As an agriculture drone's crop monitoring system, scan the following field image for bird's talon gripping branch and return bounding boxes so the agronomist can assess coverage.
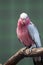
[29,44,36,52]
[29,48,32,52]
[23,47,28,51]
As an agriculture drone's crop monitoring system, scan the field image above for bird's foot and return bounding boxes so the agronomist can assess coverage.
[29,44,36,52]
[23,47,28,52]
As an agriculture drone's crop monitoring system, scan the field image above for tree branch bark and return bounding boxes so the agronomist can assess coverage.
[4,47,43,65]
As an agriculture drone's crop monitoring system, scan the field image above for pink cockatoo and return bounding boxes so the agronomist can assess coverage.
[16,13,42,65]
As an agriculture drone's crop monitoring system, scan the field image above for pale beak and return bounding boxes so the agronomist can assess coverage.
[22,20,25,25]
[23,19,25,23]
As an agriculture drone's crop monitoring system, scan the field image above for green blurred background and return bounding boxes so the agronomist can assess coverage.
[0,0,43,65]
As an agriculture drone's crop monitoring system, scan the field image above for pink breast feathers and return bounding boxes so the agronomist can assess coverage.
[16,26,34,47]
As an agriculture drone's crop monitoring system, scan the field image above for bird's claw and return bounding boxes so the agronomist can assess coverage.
[23,47,28,52]
[29,44,36,52]
[29,47,32,52]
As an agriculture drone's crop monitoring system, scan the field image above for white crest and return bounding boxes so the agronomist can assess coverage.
[20,12,28,19]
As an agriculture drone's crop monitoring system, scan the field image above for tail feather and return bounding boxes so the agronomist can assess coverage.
[33,57,43,65]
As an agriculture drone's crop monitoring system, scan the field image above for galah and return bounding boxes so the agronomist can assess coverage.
[16,12,42,65]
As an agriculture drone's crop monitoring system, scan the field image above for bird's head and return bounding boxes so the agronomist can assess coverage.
[18,12,30,27]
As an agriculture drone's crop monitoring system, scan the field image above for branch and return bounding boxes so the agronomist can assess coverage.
[4,47,43,65]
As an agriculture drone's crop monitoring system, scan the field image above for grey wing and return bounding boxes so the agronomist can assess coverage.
[27,22,42,48]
